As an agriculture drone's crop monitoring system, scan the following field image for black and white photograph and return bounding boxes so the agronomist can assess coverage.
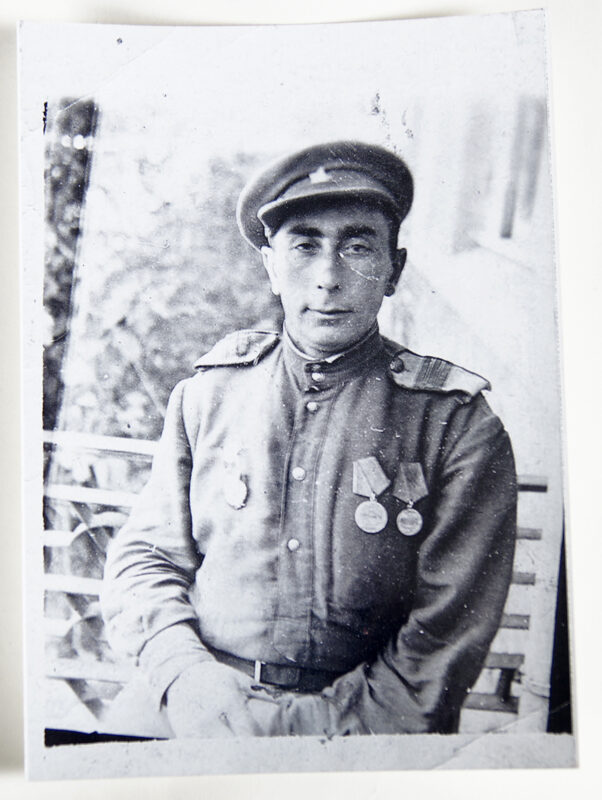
[19,9,575,781]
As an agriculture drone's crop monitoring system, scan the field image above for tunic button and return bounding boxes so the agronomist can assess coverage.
[287,538,301,552]
[311,371,325,382]
[306,401,319,413]
[291,467,306,481]
[389,356,405,373]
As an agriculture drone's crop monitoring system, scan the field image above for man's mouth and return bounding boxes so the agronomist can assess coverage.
[307,308,351,316]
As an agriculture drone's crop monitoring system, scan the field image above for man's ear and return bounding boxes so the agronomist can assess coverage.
[384,248,407,297]
[261,245,280,296]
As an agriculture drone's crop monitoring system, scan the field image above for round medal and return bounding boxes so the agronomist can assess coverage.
[224,478,248,509]
[355,500,388,533]
[396,507,423,536]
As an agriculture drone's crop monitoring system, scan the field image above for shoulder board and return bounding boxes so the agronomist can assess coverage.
[193,330,280,370]
[381,337,491,398]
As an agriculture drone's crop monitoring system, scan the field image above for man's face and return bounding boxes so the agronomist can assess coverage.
[261,202,403,358]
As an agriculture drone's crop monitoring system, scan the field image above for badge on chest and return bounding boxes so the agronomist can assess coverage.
[222,446,248,509]
[352,458,428,535]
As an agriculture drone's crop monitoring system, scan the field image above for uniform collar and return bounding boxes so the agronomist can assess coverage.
[282,324,384,392]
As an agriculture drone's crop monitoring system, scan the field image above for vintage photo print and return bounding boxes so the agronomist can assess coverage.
[19,11,575,780]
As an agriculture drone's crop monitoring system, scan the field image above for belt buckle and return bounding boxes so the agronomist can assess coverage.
[254,660,265,683]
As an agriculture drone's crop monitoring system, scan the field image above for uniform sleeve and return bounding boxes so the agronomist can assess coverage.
[282,395,517,735]
[101,380,215,705]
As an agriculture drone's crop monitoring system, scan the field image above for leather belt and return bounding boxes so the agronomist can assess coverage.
[210,647,340,692]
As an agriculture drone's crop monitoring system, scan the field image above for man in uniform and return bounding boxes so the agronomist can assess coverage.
[102,141,517,738]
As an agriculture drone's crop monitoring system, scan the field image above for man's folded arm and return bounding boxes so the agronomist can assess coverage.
[279,398,518,736]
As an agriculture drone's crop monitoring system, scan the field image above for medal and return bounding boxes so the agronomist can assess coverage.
[355,495,388,534]
[396,507,423,536]
[352,457,391,534]
[392,463,428,536]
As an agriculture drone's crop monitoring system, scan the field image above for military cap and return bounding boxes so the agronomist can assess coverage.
[237,141,414,250]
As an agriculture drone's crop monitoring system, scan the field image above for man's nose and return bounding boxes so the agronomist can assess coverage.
[314,248,342,290]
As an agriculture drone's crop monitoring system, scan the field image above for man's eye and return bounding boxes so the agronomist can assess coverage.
[342,242,372,255]
[293,240,318,253]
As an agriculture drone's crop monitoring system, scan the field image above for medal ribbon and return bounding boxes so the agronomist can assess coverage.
[392,463,428,506]
[352,457,391,499]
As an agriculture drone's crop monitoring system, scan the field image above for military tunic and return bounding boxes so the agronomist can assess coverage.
[102,327,517,735]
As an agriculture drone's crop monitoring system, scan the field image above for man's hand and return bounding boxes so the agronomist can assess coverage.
[165,660,280,738]
[165,660,369,739]
[273,672,370,737]
[275,691,367,737]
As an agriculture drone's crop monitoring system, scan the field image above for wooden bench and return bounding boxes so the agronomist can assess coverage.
[42,430,553,738]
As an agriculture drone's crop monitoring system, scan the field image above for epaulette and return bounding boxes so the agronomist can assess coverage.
[193,330,280,370]
[381,337,490,398]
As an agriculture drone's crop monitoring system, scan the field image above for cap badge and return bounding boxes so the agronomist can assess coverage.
[308,166,331,184]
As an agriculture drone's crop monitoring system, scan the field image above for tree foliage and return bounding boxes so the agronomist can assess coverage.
[50,125,282,441]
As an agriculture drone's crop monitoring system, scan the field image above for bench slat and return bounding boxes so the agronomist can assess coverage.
[512,571,536,585]
[500,613,530,630]
[47,657,133,683]
[44,574,103,596]
[517,527,542,540]
[484,652,524,670]
[463,692,519,713]
[44,430,157,456]
[517,475,548,492]
[45,484,137,508]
